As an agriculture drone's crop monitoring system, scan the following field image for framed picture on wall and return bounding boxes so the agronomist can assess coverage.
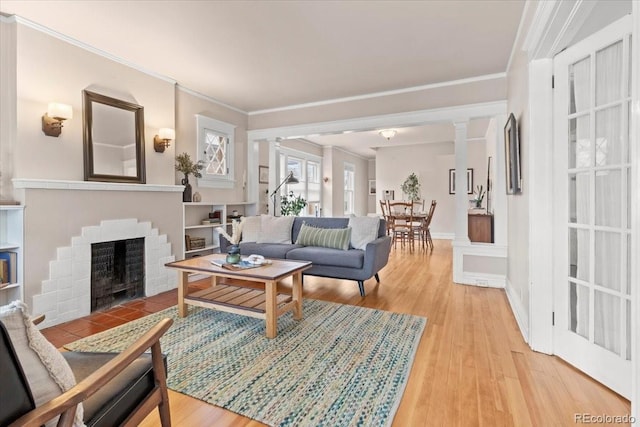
[368,180,376,195]
[448,168,473,194]
[504,113,522,194]
[259,165,269,184]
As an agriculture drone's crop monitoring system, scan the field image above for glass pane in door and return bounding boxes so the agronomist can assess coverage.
[569,57,591,114]
[569,172,590,224]
[595,106,622,166]
[569,282,590,339]
[626,300,631,360]
[594,231,621,291]
[594,290,621,354]
[595,169,622,227]
[569,115,591,169]
[626,234,631,295]
[595,41,622,106]
[569,228,590,281]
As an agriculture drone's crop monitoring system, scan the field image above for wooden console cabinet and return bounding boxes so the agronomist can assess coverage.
[468,213,493,243]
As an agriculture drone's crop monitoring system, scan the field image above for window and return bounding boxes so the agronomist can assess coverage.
[278,149,322,216]
[196,115,236,188]
[344,162,355,215]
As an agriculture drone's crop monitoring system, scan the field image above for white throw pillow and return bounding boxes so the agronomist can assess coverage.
[348,216,380,250]
[240,216,262,242]
[0,301,84,427]
[257,215,295,244]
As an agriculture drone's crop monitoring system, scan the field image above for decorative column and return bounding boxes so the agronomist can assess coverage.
[454,121,470,244]
[453,120,470,283]
[268,139,281,215]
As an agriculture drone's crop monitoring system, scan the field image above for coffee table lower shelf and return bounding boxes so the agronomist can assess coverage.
[185,284,295,320]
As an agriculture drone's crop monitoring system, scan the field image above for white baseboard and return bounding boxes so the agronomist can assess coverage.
[431,232,455,240]
[505,278,530,344]
[457,272,505,288]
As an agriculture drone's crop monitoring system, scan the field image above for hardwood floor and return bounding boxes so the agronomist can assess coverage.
[42,240,630,426]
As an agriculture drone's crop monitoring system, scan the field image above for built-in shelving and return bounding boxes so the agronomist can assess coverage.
[0,205,24,304]
[182,201,257,259]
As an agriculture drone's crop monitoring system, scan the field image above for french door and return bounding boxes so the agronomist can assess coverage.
[553,15,633,398]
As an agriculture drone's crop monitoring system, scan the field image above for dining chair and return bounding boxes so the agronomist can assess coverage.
[410,200,426,248]
[379,199,394,237]
[423,200,437,250]
[387,201,414,249]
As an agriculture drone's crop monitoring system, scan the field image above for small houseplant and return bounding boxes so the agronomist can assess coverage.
[280,191,307,216]
[471,185,486,208]
[401,173,421,202]
[175,153,204,202]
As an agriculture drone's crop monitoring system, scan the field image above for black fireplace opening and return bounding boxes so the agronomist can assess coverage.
[91,238,145,311]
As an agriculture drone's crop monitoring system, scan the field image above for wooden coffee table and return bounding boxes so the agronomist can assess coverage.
[165,254,311,338]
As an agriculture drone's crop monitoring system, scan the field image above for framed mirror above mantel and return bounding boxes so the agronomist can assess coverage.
[83,90,146,184]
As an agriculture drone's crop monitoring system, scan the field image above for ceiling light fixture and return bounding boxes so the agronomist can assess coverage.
[379,129,397,140]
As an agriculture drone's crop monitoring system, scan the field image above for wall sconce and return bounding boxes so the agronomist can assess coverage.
[42,103,72,137]
[154,128,175,153]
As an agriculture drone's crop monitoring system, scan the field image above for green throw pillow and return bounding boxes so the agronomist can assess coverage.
[295,223,351,250]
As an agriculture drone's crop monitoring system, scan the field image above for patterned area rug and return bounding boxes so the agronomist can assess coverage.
[65,299,427,426]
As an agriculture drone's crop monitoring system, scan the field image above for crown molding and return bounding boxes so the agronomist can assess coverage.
[248,100,507,142]
[522,0,598,59]
[505,0,532,73]
[248,73,506,116]
[7,14,177,85]
[177,85,247,115]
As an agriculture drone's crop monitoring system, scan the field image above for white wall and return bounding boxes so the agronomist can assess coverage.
[322,146,369,217]
[505,44,531,320]
[0,19,16,202]
[367,159,376,213]
[1,19,250,310]
[13,24,176,184]
[376,140,487,237]
[175,87,248,202]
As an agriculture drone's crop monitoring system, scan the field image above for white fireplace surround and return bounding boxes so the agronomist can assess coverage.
[32,218,178,327]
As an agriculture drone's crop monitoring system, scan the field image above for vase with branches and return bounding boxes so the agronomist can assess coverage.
[175,153,204,202]
[216,219,244,263]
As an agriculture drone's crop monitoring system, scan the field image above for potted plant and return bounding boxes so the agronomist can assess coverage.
[471,185,486,209]
[175,153,205,202]
[401,173,421,202]
[280,191,307,216]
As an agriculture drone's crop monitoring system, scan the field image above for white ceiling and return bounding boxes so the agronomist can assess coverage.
[1,0,525,157]
[302,119,492,158]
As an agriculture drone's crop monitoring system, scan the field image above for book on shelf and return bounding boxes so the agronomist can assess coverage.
[0,251,17,285]
[185,235,206,251]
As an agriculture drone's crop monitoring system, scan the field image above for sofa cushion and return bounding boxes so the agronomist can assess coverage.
[240,216,262,242]
[286,247,364,269]
[257,215,295,244]
[295,223,351,250]
[348,216,380,250]
[0,301,84,427]
[239,242,302,259]
[63,352,160,427]
[291,217,349,242]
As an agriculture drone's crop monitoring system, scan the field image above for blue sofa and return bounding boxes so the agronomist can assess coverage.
[219,217,392,296]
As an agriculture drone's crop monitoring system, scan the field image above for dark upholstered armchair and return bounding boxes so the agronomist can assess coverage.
[0,317,173,427]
